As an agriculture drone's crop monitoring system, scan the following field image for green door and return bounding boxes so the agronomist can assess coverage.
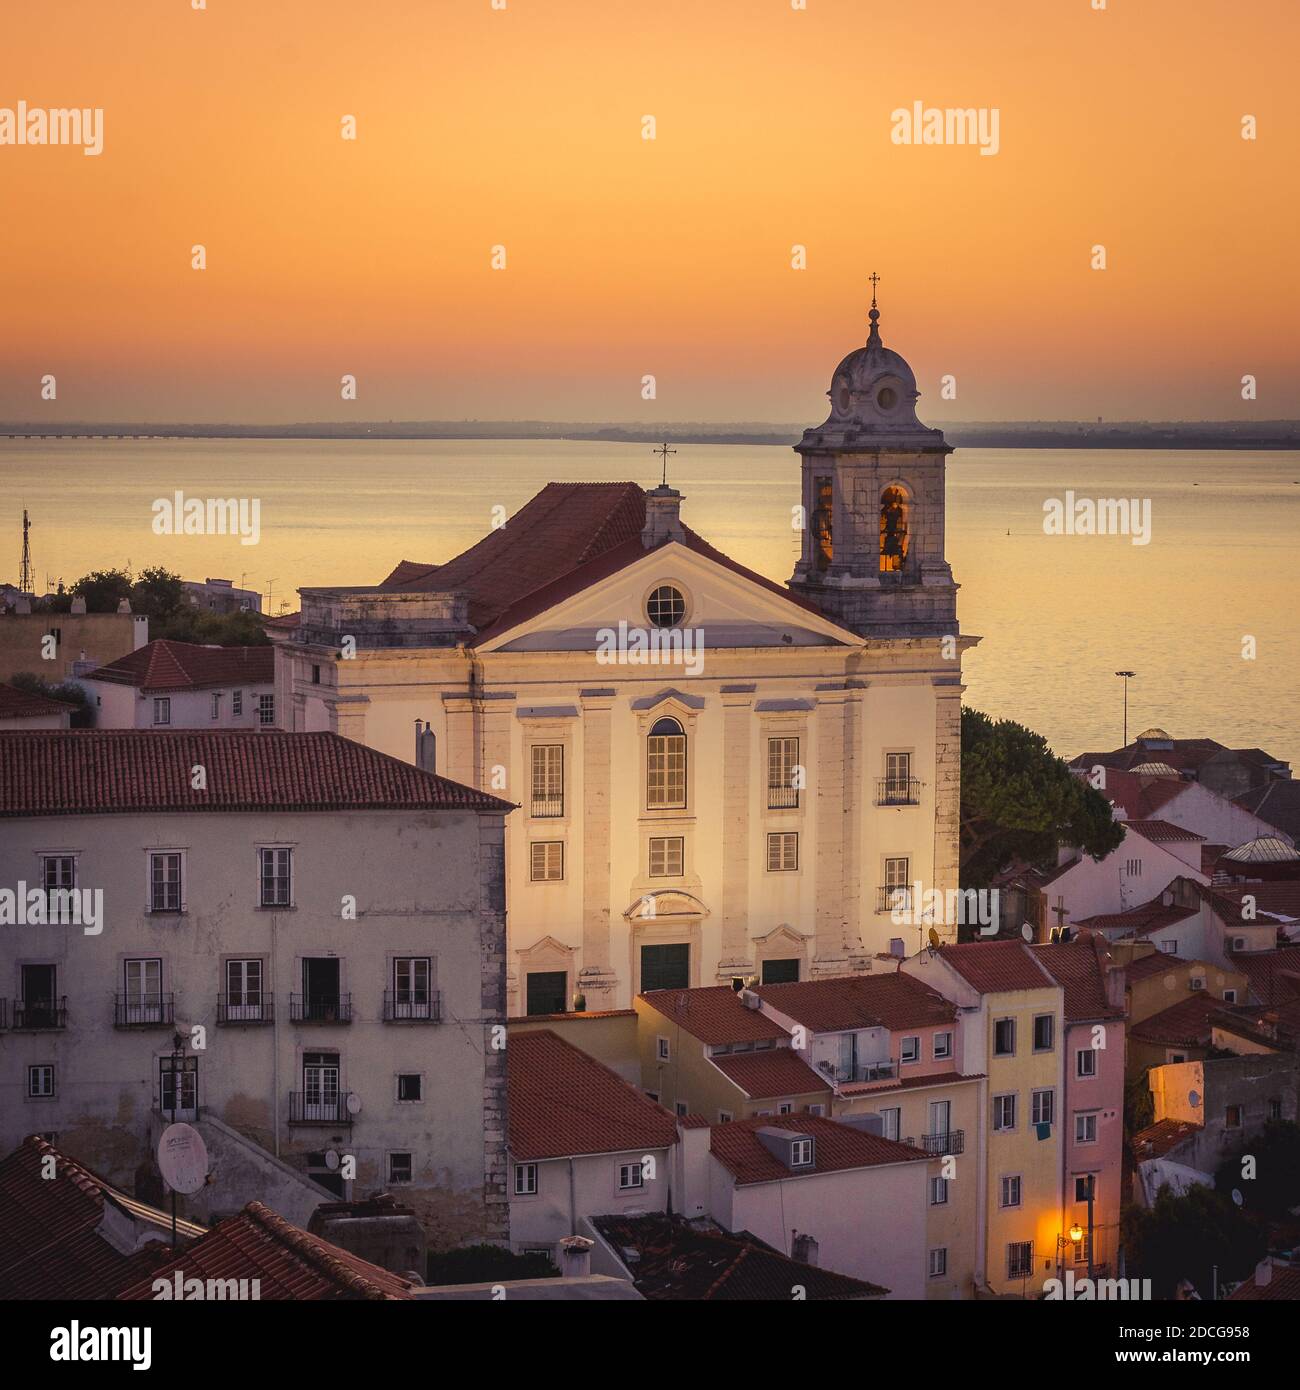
[526,971,567,1016]
[761,957,800,984]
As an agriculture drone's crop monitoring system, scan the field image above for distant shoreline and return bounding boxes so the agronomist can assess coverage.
[3,422,1299,451]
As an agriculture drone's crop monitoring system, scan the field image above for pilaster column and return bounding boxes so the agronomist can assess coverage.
[717,686,755,979]
[578,689,618,1003]
[931,675,964,944]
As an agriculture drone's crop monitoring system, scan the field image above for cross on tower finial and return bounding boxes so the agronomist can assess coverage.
[653,440,677,487]
[867,271,882,345]
[869,270,881,308]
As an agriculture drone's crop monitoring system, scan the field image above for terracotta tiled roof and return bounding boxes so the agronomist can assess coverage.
[507,1009,636,1024]
[1203,883,1300,925]
[1132,1118,1202,1161]
[1235,780,1300,842]
[118,1201,415,1300]
[639,986,790,1044]
[1124,818,1205,844]
[935,940,1057,994]
[590,1213,886,1300]
[380,481,837,642]
[1128,994,1232,1047]
[84,639,274,691]
[260,611,301,631]
[1073,900,1197,938]
[1224,950,1300,1006]
[0,730,514,817]
[0,1137,182,1300]
[507,1030,678,1161]
[0,680,75,720]
[837,1071,985,1098]
[1228,1262,1300,1301]
[710,1050,831,1100]
[1029,941,1122,1020]
[709,1115,928,1186]
[756,972,957,1033]
[1100,768,1185,819]
[1122,950,1189,982]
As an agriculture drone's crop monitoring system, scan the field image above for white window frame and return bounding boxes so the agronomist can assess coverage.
[928,1246,947,1279]
[513,1162,538,1196]
[790,1138,813,1168]
[618,1160,645,1191]
[646,718,687,811]
[1076,1048,1097,1079]
[257,692,275,726]
[993,1017,1016,1057]
[152,696,171,726]
[27,1063,55,1099]
[210,692,222,720]
[1000,1174,1022,1209]
[258,846,293,908]
[930,1176,948,1206]
[395,1072,424,1103]
[1075,1111,1099,1144]
[648,836,684,877]
[1032,1013,1054,1053]
[529,841,564,882]
[147,849,185,913]
[656,1036,670,1062]
[993,1092,1017,1132]
[933,1031,953,1060]
[1031,1087,1055,1127]
[900,1035,920,1065]
[387,1152,414,1185]
[767,736,801,809]
[232,689,243,716]
[530,744,564,818]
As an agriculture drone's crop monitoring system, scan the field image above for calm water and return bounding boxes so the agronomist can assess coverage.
[3,439,1298,768]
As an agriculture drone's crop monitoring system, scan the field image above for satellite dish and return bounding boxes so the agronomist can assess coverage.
[927,927,941,950]
[1231,1189,1244,1207]
[1021,923,1034,943]
[157,1123,208,1195]
[345,1093,362,1116]
[1188,1090,1201,1108]
[324,1149,340,1171]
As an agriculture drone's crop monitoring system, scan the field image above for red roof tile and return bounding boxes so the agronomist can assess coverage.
[1029,941,1123,1020]
[0,680,75,720]
[85,639,274,691]
[1124,818,1205,844]
[1121,950,1191,982]
[0,730,513,817]
[757,972,957,1033]
[710,1115,928,1186]
[1203,883,1300,925]
[936,940,1057,994]
[118,1201,415,1300]
[710,1050,831,1100]
[1227,1263,1300,1301]
[1132,1118,1202,1160]
[1074,899,1197,938]
[1097,768,1185,820]
[1224,950,1300,1005]
[639,986,790,1044]
[1128,994,1233,1046]
[507,1030,678,1160]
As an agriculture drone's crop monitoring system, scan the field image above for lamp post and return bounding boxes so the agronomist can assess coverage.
[168,1029,184,1249]
[1115,670,1136,746]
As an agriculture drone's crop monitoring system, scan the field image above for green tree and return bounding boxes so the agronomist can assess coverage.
[960,707,1124,887]
[1215,1120,1300,1221]
[70,568,134,613]
[1125,1067,1155,1136]
[152,606,270,646]
[1122,1182,1263,1299]
[131,566,187,619]
[9,672,93,727]
[424,1243,557,1286]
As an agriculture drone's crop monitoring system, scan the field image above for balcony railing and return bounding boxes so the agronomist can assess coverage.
[824,1058,896,1085]
[383,990,442,1023]
[903,1130,965,1156]
[876,777,921,806]
[13,998,67,1030]
[217,994,275,1025]
[531,796,564,818]
[114,993,176,1028]
[877,886,912,913]
[767,784,800,810]
[288,1091,354,1126]
[290,993,352,1024]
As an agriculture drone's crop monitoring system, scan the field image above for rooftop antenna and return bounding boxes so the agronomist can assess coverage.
[652,441,677,488]
[19,509,34,593]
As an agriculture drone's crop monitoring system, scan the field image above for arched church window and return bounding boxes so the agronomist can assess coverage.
[880,485,910,573]
[647,716,687,810]
[813,476,833,571]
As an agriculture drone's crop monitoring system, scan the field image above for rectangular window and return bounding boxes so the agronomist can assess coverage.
[1007,1242,1034,1280]
[396,1074,422,1102]
[648,836,684,877]
[258,847,292,907]
[232,690,243,716]
[1224,989,1238,1004]
[257,693,275,726]
[1076,1048,1097,1078]
[311,665,321,685]
[883,856,910,911]
[1075,1112,1099,1144]
[149,852,183,912]
[42,855,75,909]
[777,1103,793,1116]
[393,957,432,1016]
[930,1176,948,1206]
[530,745,564,818]
[790,1138,813,1167]
[646,724,686,810]
[1074,1174,1096,1203]
[1000,1175,1022,1208]
[993,1018,1016,1057]
[879,1107,901,1142]
[1032,1088,1055,1127]
[993,1093,1017,1132]
[718,1110,733,1123]
[530,841,564,882]
[674,1101,689,1118]
[1225,1105,1242,1129]
[27,1064,55,1098]
[767,736,800,809]
[933,1031,952,1059]
[152,697,171,726]
[122,958,163,1024]
[1033,1014,1054,1052]
[928,1247,948,1279]
[210,692,221,720]
[514,1163,538,1196]
[160,1056,198,1116]
[900,1035,920,1065]
[224,959,264,1021]
[657,1036,670,1062]
[618,1161,645,1190]
[388,1152,413,1184]
[883,752,913,803]
[766,831,799,872]
[1268,1098,1282,1121]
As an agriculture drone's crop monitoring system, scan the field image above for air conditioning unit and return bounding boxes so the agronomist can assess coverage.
[740,990,761,1011]
[1189,978,1205,991]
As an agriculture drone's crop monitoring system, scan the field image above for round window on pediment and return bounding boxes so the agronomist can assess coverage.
[647,584,686,629]
[876,385,898,412]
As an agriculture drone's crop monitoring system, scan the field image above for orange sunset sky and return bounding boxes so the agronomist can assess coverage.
[1,0,1296,424]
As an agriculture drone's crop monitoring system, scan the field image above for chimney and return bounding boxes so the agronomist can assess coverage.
[641,485,686,549]
[70,595,87,614]
[117,597,132,613]
[559,1234,593,1279]
[1254,1258,1273,1288]
[414,720,437,773]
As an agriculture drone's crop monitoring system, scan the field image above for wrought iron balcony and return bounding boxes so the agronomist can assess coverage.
[13,997,67,1030]
[877,886,912,913]
[876,777,921,806]
[290,993,352,1024]
[217,993,275,1025]
[383,990,442,1023]
[288,1091,354,1126]
[531,796,564,818]
[114,993,175,1028]
[909,1130,964,1156]
[824,1058,896,1085]
[767,784,800,810]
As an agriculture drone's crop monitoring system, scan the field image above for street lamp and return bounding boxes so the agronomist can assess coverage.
[1115,670,1136,746]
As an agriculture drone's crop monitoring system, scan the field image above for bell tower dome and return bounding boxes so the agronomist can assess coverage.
[788,277,959,637]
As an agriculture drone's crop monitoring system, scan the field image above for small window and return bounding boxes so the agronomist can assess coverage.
[1169,1051,1187,1064]
[152,697,171,726]
[1074,1174,1096,1203]
[1158,939,1177,954]
[149,852,183,913]
[674,1101,689,1118]
[1268,1098,1282,1121]
[1076,1049,1097,1079]
[766,831,798,872]
[232,690,243,716]
[656,1036,670,1062]
[1007,1242,1034,1280]
[930,1176,948,1206]
[993,1018,1016,1057]
[618,1161,645,1190]
[530,745,564,818]
[900,1035,920,1065]
[27,1064,55,1098]
[396,1074,422,1102]
[388,1152,413,1184]
[1223,989,1238,1004]
[933,1031,953,1060]
[717,1109,734,1123]
[1032,1088,1055,1127]
[993,1093,1017,1132]
[878,1107,901,1141]
[257,693,275,726]
[1075,1112,1099,1144]
[42,855,75,908]
[928,1247,948,1279]
[210,692,221,720]
[514,1163,538,1196]
[646,585,685,629]
[1225,1105,1242,1129]
[778,1103,793,1116]
[258,847,292,908]
[1000,1175,1022,1208]
[648,836,684,877]
[530,841,564,882]
[311,664,321,685]
[790,1138,813,1168]
[1032,1014,1054,1052]
[805,1104,825,1118]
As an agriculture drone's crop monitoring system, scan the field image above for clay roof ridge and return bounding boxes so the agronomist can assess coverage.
[243,1200,405,1300]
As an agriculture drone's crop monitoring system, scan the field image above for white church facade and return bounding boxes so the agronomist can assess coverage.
[276,301,974,1014]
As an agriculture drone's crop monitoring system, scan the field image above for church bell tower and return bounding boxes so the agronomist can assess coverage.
[789,278,959,637]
